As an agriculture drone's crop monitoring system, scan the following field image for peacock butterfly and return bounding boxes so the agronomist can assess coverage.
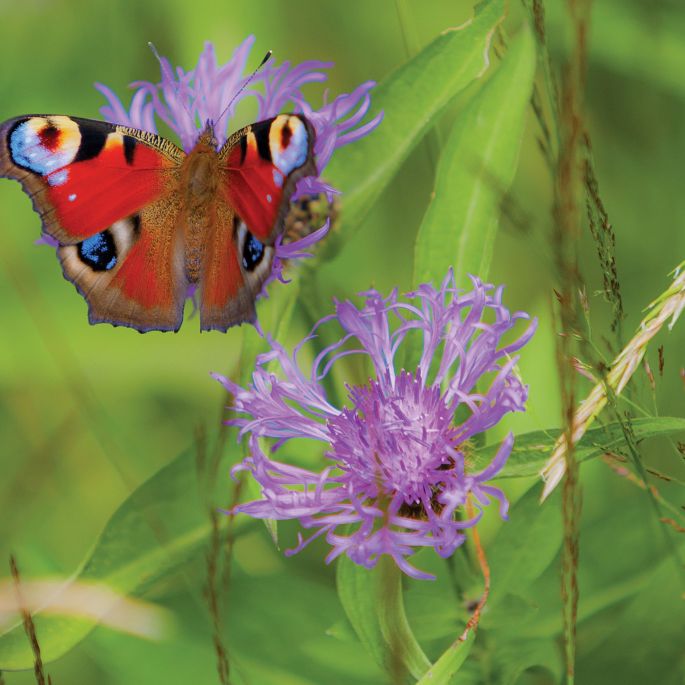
[0,113,316,332]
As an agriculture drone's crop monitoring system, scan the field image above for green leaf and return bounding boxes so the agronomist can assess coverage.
[0,444,248,671]
[438,636,561,685]
[490,473,684,640]
[483,638,562,685]
[413,25,536,286]
[336,555,431,680]
[231,572,383,685]
[415,629,476,685]
[324,0,505,246]
[471,416,685,479]
[574,555,685,683]
[485,487,563,607]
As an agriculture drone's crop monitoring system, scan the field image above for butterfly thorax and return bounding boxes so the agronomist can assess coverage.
[180,135,222,282]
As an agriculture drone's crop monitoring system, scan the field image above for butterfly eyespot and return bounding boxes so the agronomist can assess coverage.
[77,230,117,271]
[242,232,265,272]
[8,116,81,175]
[268,115,308,175]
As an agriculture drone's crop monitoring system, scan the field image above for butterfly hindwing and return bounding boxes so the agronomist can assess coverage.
[198,204,275,331]
[198,114,316,331]
[57,195,187,332]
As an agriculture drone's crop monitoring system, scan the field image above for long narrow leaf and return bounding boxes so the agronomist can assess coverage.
[324,0,505,247]
[473,416,685,479]
[414,25,536,286]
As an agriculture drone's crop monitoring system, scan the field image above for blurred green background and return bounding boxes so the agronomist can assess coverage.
[0,1,683,683]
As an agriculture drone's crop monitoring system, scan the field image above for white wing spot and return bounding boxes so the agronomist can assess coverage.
[266,194,272,203]
[68,193,77,202]
[47,169,69,187]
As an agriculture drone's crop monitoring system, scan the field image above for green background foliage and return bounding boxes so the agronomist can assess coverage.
[0,0,683,683]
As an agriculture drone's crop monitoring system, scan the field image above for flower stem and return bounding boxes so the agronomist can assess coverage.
[415,498,490,685]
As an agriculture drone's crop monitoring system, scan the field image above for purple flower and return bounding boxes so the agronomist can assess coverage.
[94,38,381,294]
[214,272,537,579]
[95,38,381,198]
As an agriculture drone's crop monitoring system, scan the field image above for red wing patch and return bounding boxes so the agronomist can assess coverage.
[202,227,242,309]
[199,205,276,332]
[47,139,172,241]
[113,230,176,310]
[221,114,316,243]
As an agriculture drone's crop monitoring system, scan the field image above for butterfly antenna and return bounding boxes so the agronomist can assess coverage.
[216,50,273,129]
[147,42,196,125]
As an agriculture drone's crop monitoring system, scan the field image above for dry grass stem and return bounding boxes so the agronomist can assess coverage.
[541,262,685,499]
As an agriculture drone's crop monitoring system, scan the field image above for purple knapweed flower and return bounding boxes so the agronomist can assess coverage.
[95,38,382,283]
[214,271,537,579]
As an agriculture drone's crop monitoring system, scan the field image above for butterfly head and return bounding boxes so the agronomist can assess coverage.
[197,120,219,150]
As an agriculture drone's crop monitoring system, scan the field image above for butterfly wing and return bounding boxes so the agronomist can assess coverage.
[0,115,188,331]
[199,114,316,331]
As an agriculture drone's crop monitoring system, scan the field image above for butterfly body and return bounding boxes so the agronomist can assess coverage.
[179,126,222,284]
[0,113,316,332]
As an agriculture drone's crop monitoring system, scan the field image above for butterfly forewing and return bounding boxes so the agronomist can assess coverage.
[219,114,317,244]
[0,115,183,243]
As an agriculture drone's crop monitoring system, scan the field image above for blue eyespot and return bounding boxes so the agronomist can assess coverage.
[242,233,264,272]
[78,231,117,271]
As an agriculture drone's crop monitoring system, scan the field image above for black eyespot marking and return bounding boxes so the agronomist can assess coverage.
[253,121,272,162]
[74,126,107,163]
[77,230,117,271]
[239,134,247,164]
[123,135,136,165]
[7,120,34,172]
[242,231,265,272]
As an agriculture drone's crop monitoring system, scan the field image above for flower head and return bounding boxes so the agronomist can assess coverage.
[215,272,537,579]
[95,39,382,288]
[96,38,381,195]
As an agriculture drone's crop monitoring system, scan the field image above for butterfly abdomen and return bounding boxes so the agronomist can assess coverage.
[181,144,221,283]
